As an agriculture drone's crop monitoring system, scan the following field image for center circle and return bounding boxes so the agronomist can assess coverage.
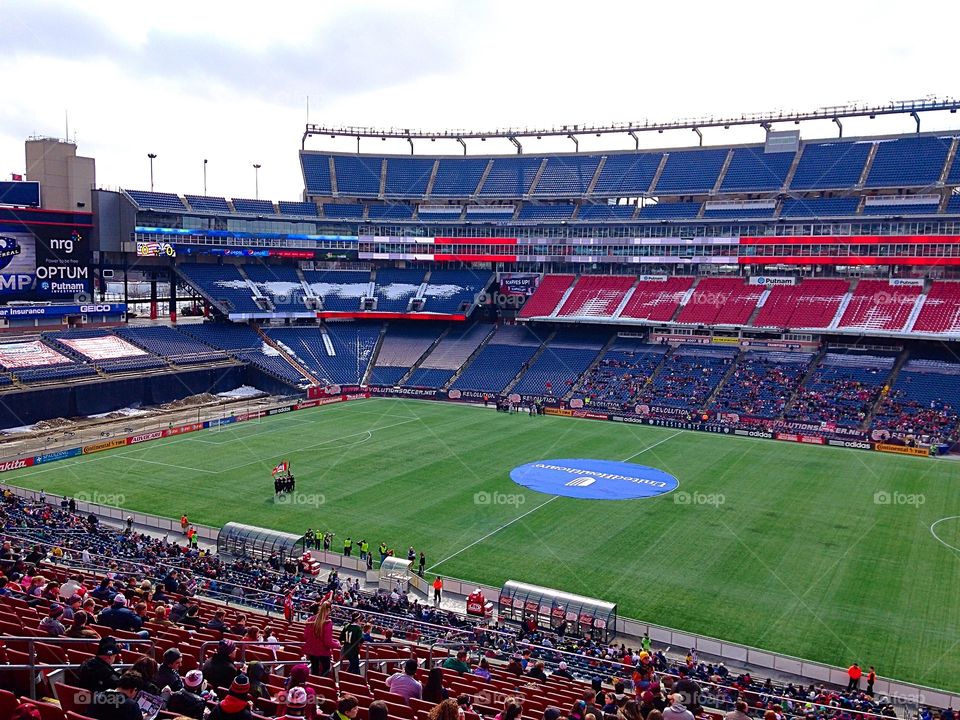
[510,458,679,500]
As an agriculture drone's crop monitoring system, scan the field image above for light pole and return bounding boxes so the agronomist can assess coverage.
[203,159,208,196]
[147,153,157,191]
[253,164,261,200]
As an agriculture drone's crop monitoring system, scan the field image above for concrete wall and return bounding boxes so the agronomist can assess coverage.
[25,139,95,211]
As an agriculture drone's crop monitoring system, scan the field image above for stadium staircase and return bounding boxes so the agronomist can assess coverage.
[939,138,959,188]
[250,323,321,386]
[473,159,495,196]
[549,278,581,318]
[700,350,747,413]
[563,333,620,401]
[610,278,642,320]
[781,144,805,192]
[585,157,606,196]
[744,288,771,326]
[711,149,735,196]
[861,348,911,432]
[903,287,930,333]
[295,267,322,310]
[328,155,338,195]
[423,159,440,197]
[362,324,390,385]
[527,159,550,196]
[441,324,497,390]
[856,143,879,189]
[396,326,450,386]
[827,281,857,330]
[236,266,274,312]
[777,344,829,422]
[503,330,557,394]
[377,158,387,199]
[648,154,669,194]
[668,279,700,322]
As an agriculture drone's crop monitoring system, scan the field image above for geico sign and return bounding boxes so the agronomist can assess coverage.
[80,305,113,313]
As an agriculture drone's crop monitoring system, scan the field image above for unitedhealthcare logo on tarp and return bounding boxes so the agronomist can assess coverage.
[510,458,679,500]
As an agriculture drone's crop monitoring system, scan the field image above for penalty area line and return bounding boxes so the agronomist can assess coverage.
[622,429,684,461]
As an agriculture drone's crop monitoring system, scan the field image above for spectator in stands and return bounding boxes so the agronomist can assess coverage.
[152,604,175,627]
[166,669,209,719]
[59,573,84,599]
[66,610,100,639]
[280,686,311,720]
[725,700,751,720]
[442,649,472,674]
[63,594,83,621]
[340,611,363,674]
[39,603,66,636]
[847,663,862,691]
[496,698,523,720]
[330,695,361,720]
[423,667,450,703]
[11,705,41,720]
[230,613,249,636]
[207,608,229,633]
[79,636,122,694]
[246,661,272,701]
[473,657,492,680]
[157,647,184,692]
[620,701,644,720]
[304,601,339,676]
[203,639,240,691]
[91,670,144,720]
[209,673,253,720]
[661,694,694,720]
[387,658,423,704]
[569,700,587,720]
[527,660,547,682]
[97,593,146,635]
[181,604,204,629]
[91,577,115,602]
[553,661,573,680]
[429,699,462,720]
[285,664,319,717]
[369,700,390,720]
[132,655,162,695]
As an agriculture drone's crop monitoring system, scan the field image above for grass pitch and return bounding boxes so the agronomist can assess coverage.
[6,398,960,691]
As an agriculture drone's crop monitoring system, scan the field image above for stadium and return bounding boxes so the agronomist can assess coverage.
[2,37,960,720]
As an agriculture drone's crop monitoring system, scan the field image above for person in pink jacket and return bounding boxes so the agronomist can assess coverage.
[303,601,339,676]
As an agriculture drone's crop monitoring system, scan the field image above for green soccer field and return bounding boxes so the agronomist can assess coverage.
[5,398,960,691]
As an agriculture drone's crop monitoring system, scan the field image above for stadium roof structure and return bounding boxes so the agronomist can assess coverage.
[304,96,959,154]
[217,521,306,562]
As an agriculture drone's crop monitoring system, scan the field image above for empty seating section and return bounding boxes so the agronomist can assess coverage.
[637,202,701,219]
[231,197,275,214]
[333,156,382,197]
[373,324,444,369]
[367,203,414,220]
[533,156,600,196]
[124,190,186,211]
[185,195,230,213]
[431,158,488,196]
[96,354,168,373]
[779,197,860,217]
[44,331,168,374]
[451,325,542,392]
[417,206,464,221]
[702,204,776,219]
[422,270,489,313]
[15,364,98,382]
[862,201,939,215]
[873,360,960,442]
[517,204,574,221]
[374,269,425,312]
[751,279,849,329]
[573,342,667,407]
[116,325,228,363]
[403,366,455,388]
[478,157,543,197]
[592,153,662,196]
[710,352,814,419]
[637,346,737,410]
[619,277,693,321]
[720,148,794,191]
[518,275,574,318]
[181,323,311,387]
[264,327,333,381]
[950,155,960,185]
[913,281,960,333]
[865,136,952,187]
[243,264,306,310]
[837,279,921,332]
[419,323,490,370]
[301,152,333,194]
[323,203,365,219]
[675,278,762,326]
[577,204,636,221]
[654,148,728,194]
[303,269,371,311]
[322,324,381,384]
[177,264,260,313]
[789,141,870,190]
[384,158,435,197]
[463,207,516,221]
[368,366,408,385]
[513,344,601,396]
[786,353,895,428]
[557,275,634,317]
[278,200,319,216]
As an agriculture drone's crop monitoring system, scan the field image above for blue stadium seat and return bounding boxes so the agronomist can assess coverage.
[374,268,425,311]
[301,153,333,195]
[576,204,637,222]
[333,156,382,197]
[654,148,728,194]
[720,147,795,191]
[367,203,414,220]
[232,198,276,215]
[532,156,601,196]
[322,203,365,219]
[591,153,662,196]
[789,141,870,190]
[384,158,435,198]
[431,158,488,197]
[278,200,319,217]
[124,190,187,212]
[517,204,574,221]
[185,195,230,213]
[780,197,860,217]
[865,136,952,188]
[478,157,543,197]
[637,202,701,219]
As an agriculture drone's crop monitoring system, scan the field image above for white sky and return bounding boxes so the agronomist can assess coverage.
[2,0,958,202]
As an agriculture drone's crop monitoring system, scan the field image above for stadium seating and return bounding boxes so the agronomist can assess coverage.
[416,206,464,222]
[573,341,668,408]
[591,153,662,196]
[618,277,693,322]
[864,136,953,187]
[321,323,381,384]
[417,323,491,371]
[719,147,794,191]
[636,202,701,219]
[512,331,607,396]
[185,195,230,213]
[861,199,939,216]
[912,281,960,334]
[463,206,516,221]
[303,269,372,311]
[702,203,776,219]
[532,155,601,196]
[402,366,455,388]
[516,204,574,221]
[636,345,737,410]
[243,264,307,311]
[278,200,320,217]
[576,204,636,222]
[366,203,415,220]
[301,152,333,195]
[675,278,763,326]
[836,279,922,333]
[555,275,635,318]
[123,190,187,212]
[451,325,542,393]
[710,351,814,419]
[176,264,261,314]
[180,323,312,387]
[789,141,871,190]
[116,325,229,364]
[333,156,382,197]
[517,275,575,318]
[750,279,850,330]
[779,197,860,217]
[384,157,436,198]
[371,324,445,373]
[231,197,275,215]
[323,203,366,219]
[873,359,960,443]
[430,158,488,196]
[421,270,490,314]
[654,148,728,194]
[786,352,895,428]
[374,269,426,312]
[478,157,543,197]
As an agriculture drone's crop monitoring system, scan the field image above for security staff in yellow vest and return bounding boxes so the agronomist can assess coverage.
[343,537,353,556]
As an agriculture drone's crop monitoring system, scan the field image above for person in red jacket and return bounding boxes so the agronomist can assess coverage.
[303,601,339,677]
[847,663,862,691]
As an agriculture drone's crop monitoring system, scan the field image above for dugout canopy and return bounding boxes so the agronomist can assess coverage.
[499,580,617,642]
[217,522,306,562]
